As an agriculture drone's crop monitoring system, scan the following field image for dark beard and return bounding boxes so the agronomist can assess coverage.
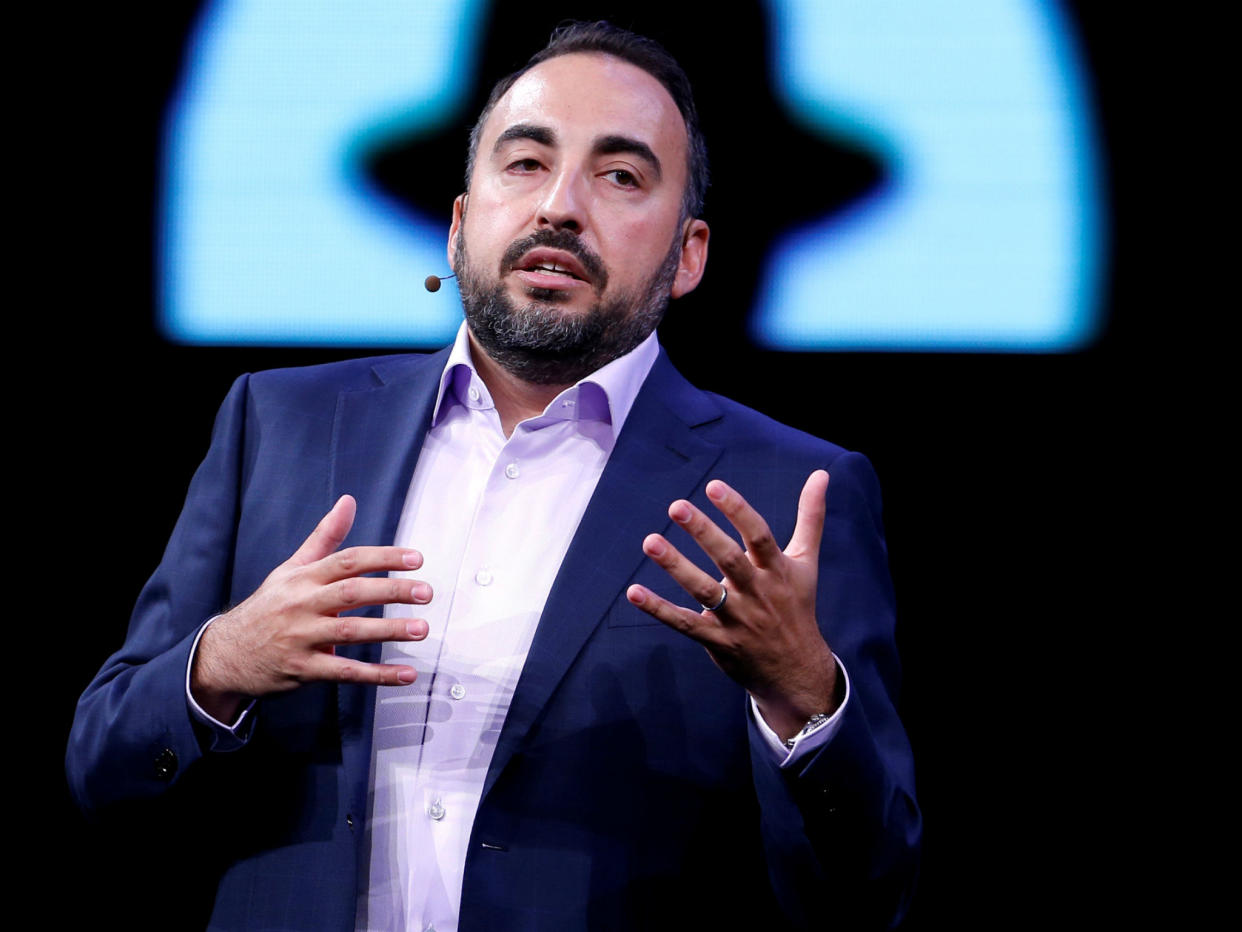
[455,228,680,386]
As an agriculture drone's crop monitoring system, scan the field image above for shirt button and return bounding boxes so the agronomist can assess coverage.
[450,683,467,700]
[475,568,493,586]
[427,799,446,821]
[468,385,480,402]
[561,399,575,408]
[504,462,520,479]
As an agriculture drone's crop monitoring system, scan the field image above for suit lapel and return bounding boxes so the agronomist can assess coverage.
[330,348,450,765]
[329,348,451,563]
[482,353,724,800]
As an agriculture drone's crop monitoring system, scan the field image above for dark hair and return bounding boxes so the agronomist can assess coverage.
[466,21,709,219]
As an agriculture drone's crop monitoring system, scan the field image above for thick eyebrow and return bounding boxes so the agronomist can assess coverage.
[593,134,662,181]
[492,122,556,153]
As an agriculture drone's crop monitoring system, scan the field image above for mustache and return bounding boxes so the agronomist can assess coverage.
[500,230,608,289]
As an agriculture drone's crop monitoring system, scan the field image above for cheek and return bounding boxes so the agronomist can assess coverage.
[458,210,501,260]
[607,219,679,276]
[473,174,537,219]
[464,193,531,249]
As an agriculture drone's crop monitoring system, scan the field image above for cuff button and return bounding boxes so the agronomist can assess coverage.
[153,748,178,782]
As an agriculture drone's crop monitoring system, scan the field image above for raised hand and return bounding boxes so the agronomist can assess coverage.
[626,470,838,741]
[191,495,431,723]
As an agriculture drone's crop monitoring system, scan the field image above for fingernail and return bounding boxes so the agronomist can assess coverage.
[405,621,424,638]
[397,669,416,684]
[627,586,646,605]
[645,538,666,557]
[412,584,432,603]
[403,550,422,568]
[706,482,726,503]
[670,503,691,523]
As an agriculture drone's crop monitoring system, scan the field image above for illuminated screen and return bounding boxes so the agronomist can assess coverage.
[161,0,1103,351]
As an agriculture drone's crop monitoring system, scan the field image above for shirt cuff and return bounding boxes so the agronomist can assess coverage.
[749,657,851,769]
[185,615,256,752]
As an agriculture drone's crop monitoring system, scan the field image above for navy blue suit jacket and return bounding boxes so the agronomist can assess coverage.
[68,347,920,930]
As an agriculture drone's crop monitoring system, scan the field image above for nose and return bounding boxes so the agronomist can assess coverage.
[536,167,585,233]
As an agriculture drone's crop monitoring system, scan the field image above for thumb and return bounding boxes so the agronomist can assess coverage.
[288,494,357,566]
[786,470,829,561]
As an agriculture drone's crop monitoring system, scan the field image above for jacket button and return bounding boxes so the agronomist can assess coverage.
[346,813,355,831]
[153,748,178,782]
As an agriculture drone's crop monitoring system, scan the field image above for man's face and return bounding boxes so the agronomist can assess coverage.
[448,52,709,384]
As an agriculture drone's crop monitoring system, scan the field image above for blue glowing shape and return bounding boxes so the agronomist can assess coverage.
[755,0,1104,351]
[160,0,1104,351]
[160,0,481,345]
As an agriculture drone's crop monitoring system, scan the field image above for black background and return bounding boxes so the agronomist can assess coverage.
[22,2,1148,927]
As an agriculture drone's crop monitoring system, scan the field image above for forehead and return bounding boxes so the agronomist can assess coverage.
[478,52,688,178]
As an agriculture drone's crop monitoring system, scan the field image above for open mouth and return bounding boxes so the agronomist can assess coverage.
[511,247,594,287]
[499,233,608,292]
[522,260,583,280]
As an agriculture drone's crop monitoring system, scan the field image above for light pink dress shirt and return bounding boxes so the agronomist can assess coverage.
[357,324,660,931]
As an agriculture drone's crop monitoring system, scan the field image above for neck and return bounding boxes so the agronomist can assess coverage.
[467,332,573,437]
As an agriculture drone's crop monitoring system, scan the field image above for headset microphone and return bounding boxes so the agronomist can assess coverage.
[424,273,457,293]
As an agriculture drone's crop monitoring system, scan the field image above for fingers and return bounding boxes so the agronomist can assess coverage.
[313,545,424,583]
[655,481,784,591]
[317,615,429,649]
[626,584,718,642]
[196,495,439,703]
[311,574,432,615]
[297,653,419,687]
[301,616,429,687]
[283,497,426,585]
[634,471,828,629]
[641,533,731,610]
[672,471,828,571]
[667,498,756,587]
[703,480,784,567]
[632,473,833,709]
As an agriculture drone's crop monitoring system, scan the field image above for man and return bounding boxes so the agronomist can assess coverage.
[68,22,920,931]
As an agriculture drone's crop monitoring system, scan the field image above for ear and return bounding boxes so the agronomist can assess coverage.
[447,193,467,270]
[670,219,709,299]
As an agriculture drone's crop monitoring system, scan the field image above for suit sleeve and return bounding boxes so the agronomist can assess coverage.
[751,451,921,930]
[66,374,252,816]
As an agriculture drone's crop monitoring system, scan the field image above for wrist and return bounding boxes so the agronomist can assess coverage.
[189,620,248,725]
[753,656,840,743]
[190,667,246,725]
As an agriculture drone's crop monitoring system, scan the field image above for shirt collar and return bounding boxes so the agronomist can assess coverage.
[431,322,659,439]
